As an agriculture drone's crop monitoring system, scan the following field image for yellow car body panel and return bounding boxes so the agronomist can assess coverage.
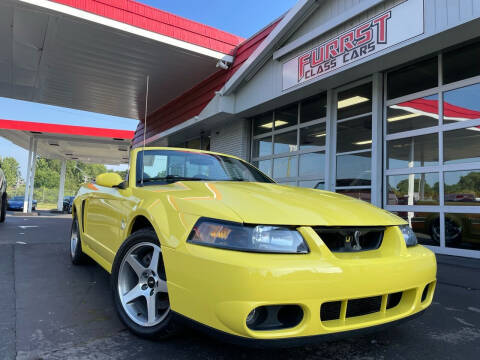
[73,147,436,340]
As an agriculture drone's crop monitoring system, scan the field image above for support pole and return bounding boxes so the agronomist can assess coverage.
[57,159,67,211]
[27,139,38,213]
[23,138,33,213]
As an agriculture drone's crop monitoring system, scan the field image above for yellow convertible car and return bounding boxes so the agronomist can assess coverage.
[70,147,436,345]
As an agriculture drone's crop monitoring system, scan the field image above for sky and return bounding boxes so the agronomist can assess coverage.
[0,0,297,178]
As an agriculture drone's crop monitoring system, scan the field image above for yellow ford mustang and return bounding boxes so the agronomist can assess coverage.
[70,147,436,345]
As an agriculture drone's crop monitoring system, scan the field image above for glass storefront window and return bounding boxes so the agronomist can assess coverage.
[253,112,274,135]
[387,57,438,100]
[336,116,372,153]
[444,128,480,164]
[443,83,480,124]
[299,180,324,189]
[337,83,372,120]
[386,95,438,134]
[299,123,326,150]
[444,170,480,206]
[387,173,440,205]
[300,93,327,123]
[387,133,438,169]
[252,137,272,157]
[336,189,371,202]
[274,130,298,154]
[299,152,325,177]
[444,212,480,250]
[254,160,272,177]
[275,104,298,130]
[273,156,298,178]
[392,211,440,247]
[336,152,371,187]
[443,41,480,84]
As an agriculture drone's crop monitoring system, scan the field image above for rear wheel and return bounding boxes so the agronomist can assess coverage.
[70,216,87,264]
[111,229,178,339]
[0,194,6,223]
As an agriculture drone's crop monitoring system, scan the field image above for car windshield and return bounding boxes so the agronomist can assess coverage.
[136,150,274,185]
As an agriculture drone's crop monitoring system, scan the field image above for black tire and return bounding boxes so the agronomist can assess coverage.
[430,217,461,246]
[111,229,178,340]
[0,193,6,223]
[70,216,88,265]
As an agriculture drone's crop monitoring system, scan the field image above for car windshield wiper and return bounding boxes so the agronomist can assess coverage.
[141,175,208,183]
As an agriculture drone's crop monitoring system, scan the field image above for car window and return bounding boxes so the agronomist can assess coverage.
[136,150,273,185]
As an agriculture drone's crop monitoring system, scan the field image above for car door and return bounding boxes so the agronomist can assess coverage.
[84,186,127,265]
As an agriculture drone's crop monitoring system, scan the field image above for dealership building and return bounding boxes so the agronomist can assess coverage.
[131,0,480,259]
[1,0,479,258]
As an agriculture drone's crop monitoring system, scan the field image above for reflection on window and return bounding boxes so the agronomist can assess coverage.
[336,189,371,202]
[337,83,372,120]
[300,123,326,150]
[273,156,298,178]
[445,213,480,250]
[387,173,439,205]
[337,116,372,153]
[444,128,480,164]
[274,130,298,154]
[392,211,440,246]
[301,94,327,123]
[299,152,325,177]
[275,104,298,129]
[336,152,371,187]
[253,112,273,135]
[387,95,438,134]
[443,41,480,84]
[253,137,272,157]
[387,57,438,100]
[443,83,480,124]
[387,134,438,169]
[444,170,480,206]
[299,180,324,189]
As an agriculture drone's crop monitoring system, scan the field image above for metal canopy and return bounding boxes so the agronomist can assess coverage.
[0,0,239,121]
[0,119,134,165]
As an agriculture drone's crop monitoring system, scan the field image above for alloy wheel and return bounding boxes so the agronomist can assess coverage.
[117,242,170,327]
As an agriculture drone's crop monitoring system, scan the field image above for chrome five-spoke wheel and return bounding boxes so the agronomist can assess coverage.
[118,242,170,327]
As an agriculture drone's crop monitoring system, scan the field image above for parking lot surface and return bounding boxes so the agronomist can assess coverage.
[0,212,479,360]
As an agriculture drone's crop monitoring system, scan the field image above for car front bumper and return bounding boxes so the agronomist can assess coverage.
[163,225,437,340]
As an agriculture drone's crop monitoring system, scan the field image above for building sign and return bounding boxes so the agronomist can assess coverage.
[282,0,424,90]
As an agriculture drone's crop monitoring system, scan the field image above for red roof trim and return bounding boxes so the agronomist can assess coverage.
[0,119,135,139]
[50,0,244,54]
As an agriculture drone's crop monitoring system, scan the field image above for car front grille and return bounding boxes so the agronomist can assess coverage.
[320,291,405,323]
[313,227,385,252]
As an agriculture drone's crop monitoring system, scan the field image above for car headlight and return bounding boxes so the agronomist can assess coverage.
[187,218,309,254]
[399,225,418,247]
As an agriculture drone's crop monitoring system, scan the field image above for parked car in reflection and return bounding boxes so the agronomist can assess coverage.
[7,196,37,211]
[63,196,75,213]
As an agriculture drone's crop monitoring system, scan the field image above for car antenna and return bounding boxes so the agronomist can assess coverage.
[141,75,149,186]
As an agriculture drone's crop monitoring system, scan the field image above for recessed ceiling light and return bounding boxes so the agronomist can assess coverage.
[387,113,421,122]
[337,96,369,109]
[354,139,372,145]
[260,120,288,129]
[314,132,326,138]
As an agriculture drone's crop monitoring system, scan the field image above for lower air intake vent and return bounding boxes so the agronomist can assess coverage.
[346,296,382,318]
[314,227,385,252]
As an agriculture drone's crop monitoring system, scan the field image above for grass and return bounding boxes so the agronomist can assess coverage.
[36,202,58,210]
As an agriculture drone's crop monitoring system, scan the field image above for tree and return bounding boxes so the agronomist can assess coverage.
[0,157,21,189]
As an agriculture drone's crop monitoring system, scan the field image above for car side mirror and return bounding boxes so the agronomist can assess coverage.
[95,173,124,188]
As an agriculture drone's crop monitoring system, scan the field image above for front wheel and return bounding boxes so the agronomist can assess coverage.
[111,229,178,339]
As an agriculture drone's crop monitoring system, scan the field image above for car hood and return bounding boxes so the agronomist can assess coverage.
[147,182,405,226]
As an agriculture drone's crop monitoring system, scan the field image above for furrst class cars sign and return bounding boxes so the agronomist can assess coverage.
[282,0,424,90]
